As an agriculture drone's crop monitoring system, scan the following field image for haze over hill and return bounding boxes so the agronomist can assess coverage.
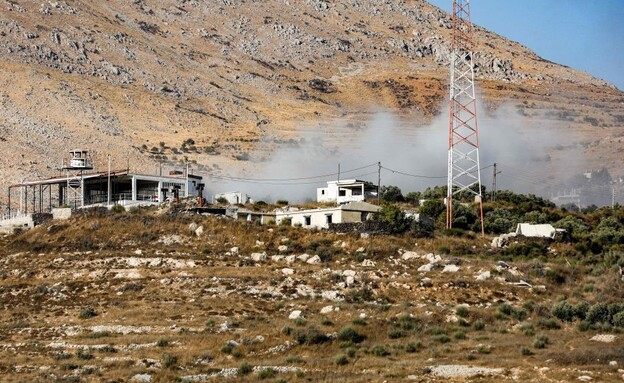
[0,0,623,204]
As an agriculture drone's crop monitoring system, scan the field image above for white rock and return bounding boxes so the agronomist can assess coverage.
[285,255,297,263]
[134,249,142,255]
[282,268,294,275]
[443,264,460,273]
[281,238,290,244]
[288,310,303,320]
[342,270,356,277]
[401,251,419,260]
[359,312,367,319]
[195,226,204,236]
[360,233,370,239]
[188,222,197,231]
[131,374,153,383]
[307,255,322,264]
[346,276,355,285]
[475,270,491,281]
[320,305,334,314]
[298,253,311,262]
[590,334,617,343]
[341,241,348,248]
[424,253,441,263]
[356,247,366,253]
[271,255,285,262]
[609,361,618,366]
[256,240,265,246]
[418,263,433,272]
[251,252,267,262]
[278,245,288,252]
[321,290,342,301]
[578,376,593,382]
[230,247,239,255]
[361,260,376,267]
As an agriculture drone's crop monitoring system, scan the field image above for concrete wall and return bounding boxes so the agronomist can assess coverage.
[52,208,72,220]
[276,209,342,229]
[0,215,34,234]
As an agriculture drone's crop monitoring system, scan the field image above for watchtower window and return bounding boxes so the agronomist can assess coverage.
[304,216,311,226]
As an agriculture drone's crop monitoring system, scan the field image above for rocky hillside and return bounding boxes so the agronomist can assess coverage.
[0,0,622,198]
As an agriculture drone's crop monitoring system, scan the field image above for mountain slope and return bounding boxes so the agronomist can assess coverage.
[0,0,622,200]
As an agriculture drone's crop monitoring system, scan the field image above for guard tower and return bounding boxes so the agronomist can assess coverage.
[62,149,93,208]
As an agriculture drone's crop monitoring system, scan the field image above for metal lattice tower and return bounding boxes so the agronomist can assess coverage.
[446,0,485,235]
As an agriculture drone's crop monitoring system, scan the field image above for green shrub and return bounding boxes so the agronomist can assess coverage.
[256,367,276,379]
[238,362,253,376]
[111,204,125,213]
[156,338,169,347]
[220,343,234,354]
[614,311,624,328]
[521,347,534,356]
[405,341,424,353]
[456,305,469,318]
[537,318,560,330]
[520,324,535,336]
[335,355,348,366]
[345,347,356,358]
[294,327,331,345]
[321,318,333,326]
[79,307,97,319]
[473,320,485,331]
[388,329,405,339]
[352,318,367,326]
[75,348,93,360]
[434,334,451,343]
[533,335,549,349]
[498,304,514,316]
[371,345,390,357]
[162,353,178,369]
[337,327,365,344]
[586,303,610,324]
[454,330,467,340]
[552,301,575,322]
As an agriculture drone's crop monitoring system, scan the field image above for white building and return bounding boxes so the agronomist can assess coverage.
[214,191,251,205]
[274,201,380,229]
[317,179,378,204]
[515,223,564,239]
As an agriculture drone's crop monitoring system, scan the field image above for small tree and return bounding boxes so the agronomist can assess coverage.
[380,185,404,202]
[376,204,410,234]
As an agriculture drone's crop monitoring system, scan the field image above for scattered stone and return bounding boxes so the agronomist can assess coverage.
[360,233,370,239]
[306,255,321,264]
[189,222,198,231]
[134,249,143,255]
[345,276,355,286]
[251,252,267,262]
[278,245,288,252]
[281,268,294,276]
[271,255,285,262]
[475,270,491,281]
[418,263,433,272]
[195,226,204,236]
[131,374,153,383]
[342,270,356,277]
[361,259,375,267]
[429,365,504,378]
[285,255,297,263]
[442,264,460,273]
[578,376,593,382]
[424,253,441,263]
[298,254,311,262]
[359,312,367,319]
[590,334,617,343]
[288,310,303,320]
[356,247,366,253]
[320,305,334,314]
[610,361,618,366]
[230,247,239,255]
[255,240,265,247]
[401,251,419,260]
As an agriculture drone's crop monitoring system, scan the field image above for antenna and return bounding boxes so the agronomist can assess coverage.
[447,0,485,237]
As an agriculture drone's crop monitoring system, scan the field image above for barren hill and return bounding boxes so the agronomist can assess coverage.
[0,0,623,199]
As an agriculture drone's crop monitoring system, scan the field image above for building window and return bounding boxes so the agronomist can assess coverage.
[326,214,333,224]
[338,189,346,197]
[304,216,311,226]
[361,212,368,221]
[321,190,325,195]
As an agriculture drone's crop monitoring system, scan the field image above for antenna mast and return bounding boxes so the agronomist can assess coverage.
[446,0,485,236]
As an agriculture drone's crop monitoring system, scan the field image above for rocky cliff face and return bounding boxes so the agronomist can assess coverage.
[0,0,622,199]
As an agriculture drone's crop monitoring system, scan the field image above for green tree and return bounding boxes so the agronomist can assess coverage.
[380,185,404,202]
[376,204,410,234]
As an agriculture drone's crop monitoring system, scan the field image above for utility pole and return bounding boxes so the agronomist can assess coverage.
[492,163,501,201]
[107,154,111,206]
[613,184,616,209]
[377,161,381,205]
[446,0,485,238]
[337,163,340,183]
